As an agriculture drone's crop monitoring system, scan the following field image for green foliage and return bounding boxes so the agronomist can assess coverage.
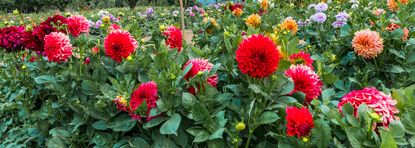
[1,0,415,147]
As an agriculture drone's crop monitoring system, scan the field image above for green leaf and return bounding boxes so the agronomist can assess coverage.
[34,75,56,84]
[224,35,232,53]
[129,137,150,148]
[160,113,181,135]
[191,102,209,122]
[277,60,292,72]
[259,111,280,124]
[144,117,168,129]
[92,120,108,130]
[380,130,397,148]
[208,139,227,148]
[402,112,415,134]
[384,65,405,73]
[248,84,262,94]
[153,137,178,148]
[391,28,404,40]
[46,137,67,148]
[193,130,210,143]
[322,88,335,105]
[408,136,415,147]
[389,121,405,138]
[109,114,137,132]
[182,92,196,109]
[49,127,71,138]
[209,128,224,140]
[280,78,294,95]
[81,80,98,95]
[346,127,366,148]
[311,119,331,148]
[82,105,109,121]
[287,37,299,54]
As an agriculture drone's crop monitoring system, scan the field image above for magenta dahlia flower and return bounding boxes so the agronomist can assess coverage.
[338,87,399,127]
[285,65,323,103]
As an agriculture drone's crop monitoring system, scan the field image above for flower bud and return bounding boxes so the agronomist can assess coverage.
[21,65,27,70]
[235,122,246,131]
[369,112,381,122]
[64,12,71,17]
[92,47,99,54]
[159,25,166,32]
[197,71,204,76]
[169,74,176,80]
[84,57,91,65]
[13,9,20,15]
[302,137,309,142]
[127,55,133,61]
[25,25,33,31]
[224,31,230,37]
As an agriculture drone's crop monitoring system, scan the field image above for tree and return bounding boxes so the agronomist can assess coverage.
[125,0,138,9]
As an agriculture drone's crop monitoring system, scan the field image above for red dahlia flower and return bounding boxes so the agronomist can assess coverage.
[43,32,73,62]
[163,26,183,52]
[22,30,42,51]
[289,51,314,69]
[285,65,322,103]
[286,106,314,138]
[0,26,25,52]
[236,34,280,78]
[226,3,243,12]
[338,87,399,127]
[183,58,218,94]
[129,81,159,121]
[28,24,56,51]
[41,15,68,33]
[67,15,90,37]
[104,29,138,62]
[108,24,121,32]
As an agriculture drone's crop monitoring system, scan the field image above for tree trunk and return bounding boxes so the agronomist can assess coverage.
[126,0,138,9]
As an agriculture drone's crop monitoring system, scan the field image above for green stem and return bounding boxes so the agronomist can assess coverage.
[245,131,253,148]
[234,141,239,148]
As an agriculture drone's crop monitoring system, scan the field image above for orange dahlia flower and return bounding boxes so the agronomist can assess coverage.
[246,14,261,28]
[387,0,398,11]
[398,0,409,5]
[280,17,298,35]
[352,29,384,59]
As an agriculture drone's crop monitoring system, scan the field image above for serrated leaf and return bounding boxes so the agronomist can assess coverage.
[193,130,210,143]
[209,128,224,140]
[82,105,109,121]
[153,137,178,148]
[182,92,196,109]
[380,130,397,148]
[129,137,150,148]
[46,137,67,148]
[34,75,56,84]
[322,88,335,105]
[311,119,331,148]
[389,121,405,138]
[191,102,209,122]
[259,111,280,124]
[109,114,136,132]
[160,113,181,135]
[144,117,168,129]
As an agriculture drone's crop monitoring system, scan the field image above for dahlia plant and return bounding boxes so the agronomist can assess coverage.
[1,1,415,148]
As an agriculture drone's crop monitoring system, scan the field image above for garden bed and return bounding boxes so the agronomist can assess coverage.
[1,0,415,147]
